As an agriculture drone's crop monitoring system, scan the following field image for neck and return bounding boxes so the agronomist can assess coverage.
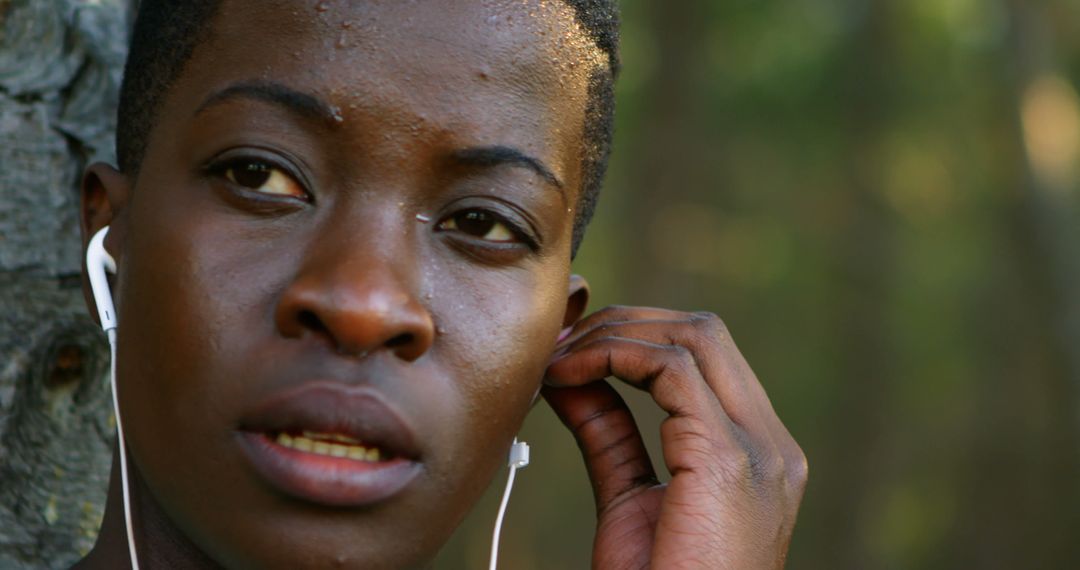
[75,442,222,570]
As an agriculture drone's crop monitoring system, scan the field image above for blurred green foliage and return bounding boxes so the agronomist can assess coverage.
[438,0,1080,567]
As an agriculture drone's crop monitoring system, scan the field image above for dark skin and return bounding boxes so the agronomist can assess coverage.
[76,1,806,568]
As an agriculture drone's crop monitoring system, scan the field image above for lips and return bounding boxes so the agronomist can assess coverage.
[236,382,422,507]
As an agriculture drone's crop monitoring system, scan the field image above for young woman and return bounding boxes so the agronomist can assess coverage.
[75,1,806,567]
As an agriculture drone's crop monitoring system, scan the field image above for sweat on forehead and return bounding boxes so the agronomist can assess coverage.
[115,0,618,255]
[197,1,602,131]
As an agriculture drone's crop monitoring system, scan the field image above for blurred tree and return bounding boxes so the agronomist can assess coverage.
[0,1,130,568]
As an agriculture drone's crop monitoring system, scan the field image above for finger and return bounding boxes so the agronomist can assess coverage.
[546,336,734,436]
[551,317,765,436]
[549,320,797,488]
[556,305,689,348]
[553,318,688,360]
[542,382,659,513]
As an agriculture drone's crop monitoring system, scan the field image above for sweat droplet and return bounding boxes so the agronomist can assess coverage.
[315,1,329,12]
[415,213,431,223]
[329,105,344,123]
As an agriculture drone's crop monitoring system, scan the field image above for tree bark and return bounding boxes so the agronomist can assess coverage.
[0,1,130,567]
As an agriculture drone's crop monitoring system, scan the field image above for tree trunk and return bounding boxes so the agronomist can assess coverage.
[0,1,130,567]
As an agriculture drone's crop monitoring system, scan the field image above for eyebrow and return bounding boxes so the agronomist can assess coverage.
[451,146,565,191]
[194,80,337,123]
[195,81,564,193]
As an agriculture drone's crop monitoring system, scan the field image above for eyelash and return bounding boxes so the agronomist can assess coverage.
[205,154,541,253]
[206,156,311,202]
[436,208,539,251]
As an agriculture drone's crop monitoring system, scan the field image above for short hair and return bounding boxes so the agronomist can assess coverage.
[116,1,619,256]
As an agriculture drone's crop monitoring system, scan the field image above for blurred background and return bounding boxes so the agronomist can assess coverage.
[2,0,1077,567]
[439,0,1080,567]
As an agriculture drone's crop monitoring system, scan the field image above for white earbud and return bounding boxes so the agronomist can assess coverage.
[87,227,117,331]
[508,439,530,469]
[87,227,140,570]
[489,438,530,570]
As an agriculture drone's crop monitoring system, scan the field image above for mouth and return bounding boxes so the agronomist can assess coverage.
[273,430,386,461]
[237,383,422,507]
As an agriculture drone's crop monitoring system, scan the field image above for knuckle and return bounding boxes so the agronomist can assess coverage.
[757,449,787,483]
[716,431,789,497]
[714,447,755,489]
[786,447,809,493]
[665,344,698,372]
[690,311,728,339]
[653,348,697,397]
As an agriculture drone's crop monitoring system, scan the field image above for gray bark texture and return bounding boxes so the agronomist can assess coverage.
[0,1,130,567]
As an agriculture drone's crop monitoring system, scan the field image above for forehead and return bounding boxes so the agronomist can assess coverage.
[208,0,605,88]
[159,0,605,182]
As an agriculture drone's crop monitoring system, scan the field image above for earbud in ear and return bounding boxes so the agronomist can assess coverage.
[87,227,117,331]
[87,226,140,569]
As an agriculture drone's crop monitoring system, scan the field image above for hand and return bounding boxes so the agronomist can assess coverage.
[544,307,807,569]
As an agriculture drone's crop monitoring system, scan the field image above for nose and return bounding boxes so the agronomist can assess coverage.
[274,243,435,363]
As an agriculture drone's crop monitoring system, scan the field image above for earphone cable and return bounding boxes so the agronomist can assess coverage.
[488,463,518,570]
[489,439,529,570]
[108,329,141,570]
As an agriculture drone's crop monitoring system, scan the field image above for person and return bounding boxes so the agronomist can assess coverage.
[73,0,807,567]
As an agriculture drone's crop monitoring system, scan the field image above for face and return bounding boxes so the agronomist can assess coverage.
[83,1,601,567]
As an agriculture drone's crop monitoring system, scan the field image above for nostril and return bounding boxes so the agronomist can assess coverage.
[297,309,328,334]
[384,333,413,348]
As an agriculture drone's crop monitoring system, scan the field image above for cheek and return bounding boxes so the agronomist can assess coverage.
[116,185,287,457]
[430,261,567,435]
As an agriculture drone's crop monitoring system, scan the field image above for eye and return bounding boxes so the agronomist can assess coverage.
[221,159,305,199]
[437,210,518,243]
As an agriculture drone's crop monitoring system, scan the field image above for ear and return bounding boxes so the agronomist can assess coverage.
[562,273,590,330]
[80,162,131,325]
[530,274,590,408]
[80,162,129,244]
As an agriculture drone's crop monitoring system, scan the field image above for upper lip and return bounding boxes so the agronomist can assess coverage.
[238,381,420,460]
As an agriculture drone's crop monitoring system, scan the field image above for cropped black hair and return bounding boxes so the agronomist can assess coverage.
[116,0,619,255]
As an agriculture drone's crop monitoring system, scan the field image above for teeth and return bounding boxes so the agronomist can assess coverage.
[303,430,361,445]
[275,432,383,462]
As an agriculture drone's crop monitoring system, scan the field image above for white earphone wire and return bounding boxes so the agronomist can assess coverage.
[489,439,529,570]
[108,329,141,570]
